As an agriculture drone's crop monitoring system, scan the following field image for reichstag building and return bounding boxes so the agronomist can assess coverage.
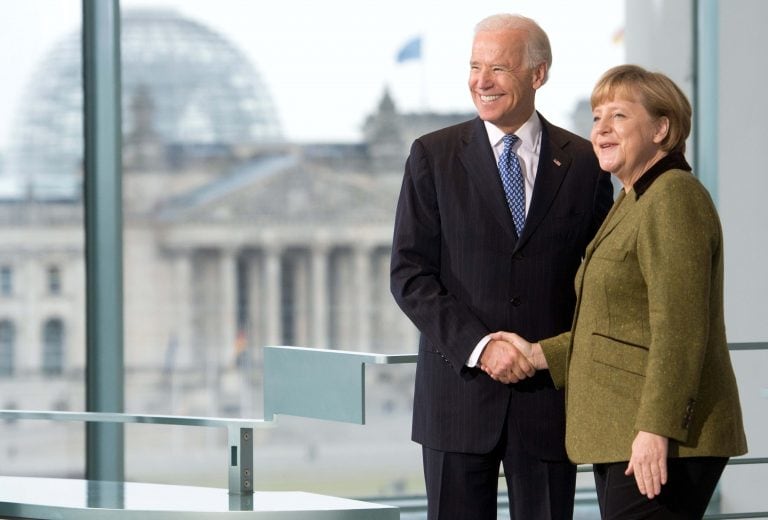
[0,8,473,421]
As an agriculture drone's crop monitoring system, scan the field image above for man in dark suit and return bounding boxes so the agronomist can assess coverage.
[390,13,614,520]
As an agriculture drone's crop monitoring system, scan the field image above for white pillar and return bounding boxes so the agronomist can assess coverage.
[263,246,282,346]
[311,245,329,348]
[292,251,311,347]
[354,245,372,351]
[219,248,238,361]
[171,250,192,369]
[330,249,354,349]
[20,253,38,372]
[244,252,263,350]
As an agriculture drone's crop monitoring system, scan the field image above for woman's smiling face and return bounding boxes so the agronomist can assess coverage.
[590,96,669,187]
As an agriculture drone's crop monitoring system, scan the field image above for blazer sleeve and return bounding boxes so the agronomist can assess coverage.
[539,331,571,389]
[389,139,490,371]
[633,173,721,442]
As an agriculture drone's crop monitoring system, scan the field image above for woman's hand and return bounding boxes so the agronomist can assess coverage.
[478,337,535,384]
[625,431,668,499]
[489,331,548,370]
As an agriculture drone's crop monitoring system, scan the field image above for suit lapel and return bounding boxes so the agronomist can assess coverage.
[513,118,570,252]
[459,118,518,242]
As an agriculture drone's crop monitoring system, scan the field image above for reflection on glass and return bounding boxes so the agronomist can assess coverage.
[118,3,429,497]
[116,1,621,504]
[0,0,632,512]
[0,0,85,480]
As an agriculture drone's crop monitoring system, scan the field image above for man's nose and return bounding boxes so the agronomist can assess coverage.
[472,69,493,89]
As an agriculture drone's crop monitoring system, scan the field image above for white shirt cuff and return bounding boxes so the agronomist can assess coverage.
[466,334,492,367]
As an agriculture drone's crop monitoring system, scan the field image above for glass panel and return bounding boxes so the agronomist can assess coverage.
[2,2,764,517]
[0,0,85,478]
[117,0,625,508]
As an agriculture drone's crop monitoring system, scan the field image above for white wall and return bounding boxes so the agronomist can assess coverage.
[718,0,768,343]
[716,1,768,512]
[625,0,767,514]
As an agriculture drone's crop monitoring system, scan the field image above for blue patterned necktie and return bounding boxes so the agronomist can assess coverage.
[498,134,526,236]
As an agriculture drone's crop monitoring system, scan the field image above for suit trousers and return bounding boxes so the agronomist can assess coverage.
[593,457,728,519]
[422,397,576,520]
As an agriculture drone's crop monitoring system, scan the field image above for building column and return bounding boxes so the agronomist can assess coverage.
[20,254,38,372]
[263,246,282,346]
[354,244,372,351]
[244,252,263,351]
[219,248,238,361]
[311,245,329,348]
[292,251,311,347]
[171,250,192,369]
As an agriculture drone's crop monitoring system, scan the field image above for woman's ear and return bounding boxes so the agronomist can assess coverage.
[653,116,670,145]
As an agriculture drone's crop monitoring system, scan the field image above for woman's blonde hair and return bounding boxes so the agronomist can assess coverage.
[591,64,692,153]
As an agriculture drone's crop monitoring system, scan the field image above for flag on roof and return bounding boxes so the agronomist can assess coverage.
[396,36,422,63]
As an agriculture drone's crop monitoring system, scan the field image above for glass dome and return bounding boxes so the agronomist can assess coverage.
[5,8,282,200]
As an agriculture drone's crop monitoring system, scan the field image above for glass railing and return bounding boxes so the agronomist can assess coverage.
[0,342,764,519]
[366,341,768,519]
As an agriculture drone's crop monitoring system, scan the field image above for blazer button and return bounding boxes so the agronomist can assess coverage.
[510,297,521,306]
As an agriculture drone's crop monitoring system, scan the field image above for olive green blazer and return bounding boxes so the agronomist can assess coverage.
[541,168,747,464]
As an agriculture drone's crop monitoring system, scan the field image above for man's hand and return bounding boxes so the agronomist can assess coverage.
[625,431,668,499]
[478,336,535,384]
[490,331,548,370]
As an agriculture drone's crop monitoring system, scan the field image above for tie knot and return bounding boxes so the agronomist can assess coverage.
[502,134,519,149]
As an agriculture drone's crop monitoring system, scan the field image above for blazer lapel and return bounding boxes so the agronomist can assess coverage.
[459,118,518,242]
[568,191,630,361]
[589,188,635,252]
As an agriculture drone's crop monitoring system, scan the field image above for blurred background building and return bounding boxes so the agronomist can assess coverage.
[0,1,764,518]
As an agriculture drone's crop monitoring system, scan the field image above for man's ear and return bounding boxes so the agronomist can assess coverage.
[532,62,547,90]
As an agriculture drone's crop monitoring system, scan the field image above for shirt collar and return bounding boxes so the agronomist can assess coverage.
[484,111,542,152]
[632,151,693,197]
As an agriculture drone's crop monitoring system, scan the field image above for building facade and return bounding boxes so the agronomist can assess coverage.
[0,9,474,419]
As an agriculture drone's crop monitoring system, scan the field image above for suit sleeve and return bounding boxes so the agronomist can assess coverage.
[390,139,490,371]
[633,174,721,442]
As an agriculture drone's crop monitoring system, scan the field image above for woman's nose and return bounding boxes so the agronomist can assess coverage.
[593,118,609,133]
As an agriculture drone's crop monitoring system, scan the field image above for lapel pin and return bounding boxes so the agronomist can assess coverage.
[553,158,562,166]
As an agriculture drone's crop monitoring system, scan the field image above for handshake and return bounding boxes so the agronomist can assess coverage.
[478,331,548,384]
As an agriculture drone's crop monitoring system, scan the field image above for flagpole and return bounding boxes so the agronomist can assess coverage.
[420,45,427,112]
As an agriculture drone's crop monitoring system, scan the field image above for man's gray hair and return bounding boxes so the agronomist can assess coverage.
[475,13,552,84]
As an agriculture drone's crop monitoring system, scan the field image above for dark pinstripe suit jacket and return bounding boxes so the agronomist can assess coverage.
[390,114,613,458]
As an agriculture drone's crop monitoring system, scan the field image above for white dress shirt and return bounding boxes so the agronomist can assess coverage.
[466,111,543,368]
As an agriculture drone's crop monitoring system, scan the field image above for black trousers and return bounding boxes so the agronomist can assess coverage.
[422,412,576,520]
[593,457,728,520]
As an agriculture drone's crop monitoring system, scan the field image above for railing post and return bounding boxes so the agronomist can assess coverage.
[228,426,254,495]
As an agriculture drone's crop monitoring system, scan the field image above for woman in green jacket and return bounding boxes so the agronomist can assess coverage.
[485,65,747,519]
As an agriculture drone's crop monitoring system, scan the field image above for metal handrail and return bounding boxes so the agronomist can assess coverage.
[728,342,768,351]
[0,410,272,495]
